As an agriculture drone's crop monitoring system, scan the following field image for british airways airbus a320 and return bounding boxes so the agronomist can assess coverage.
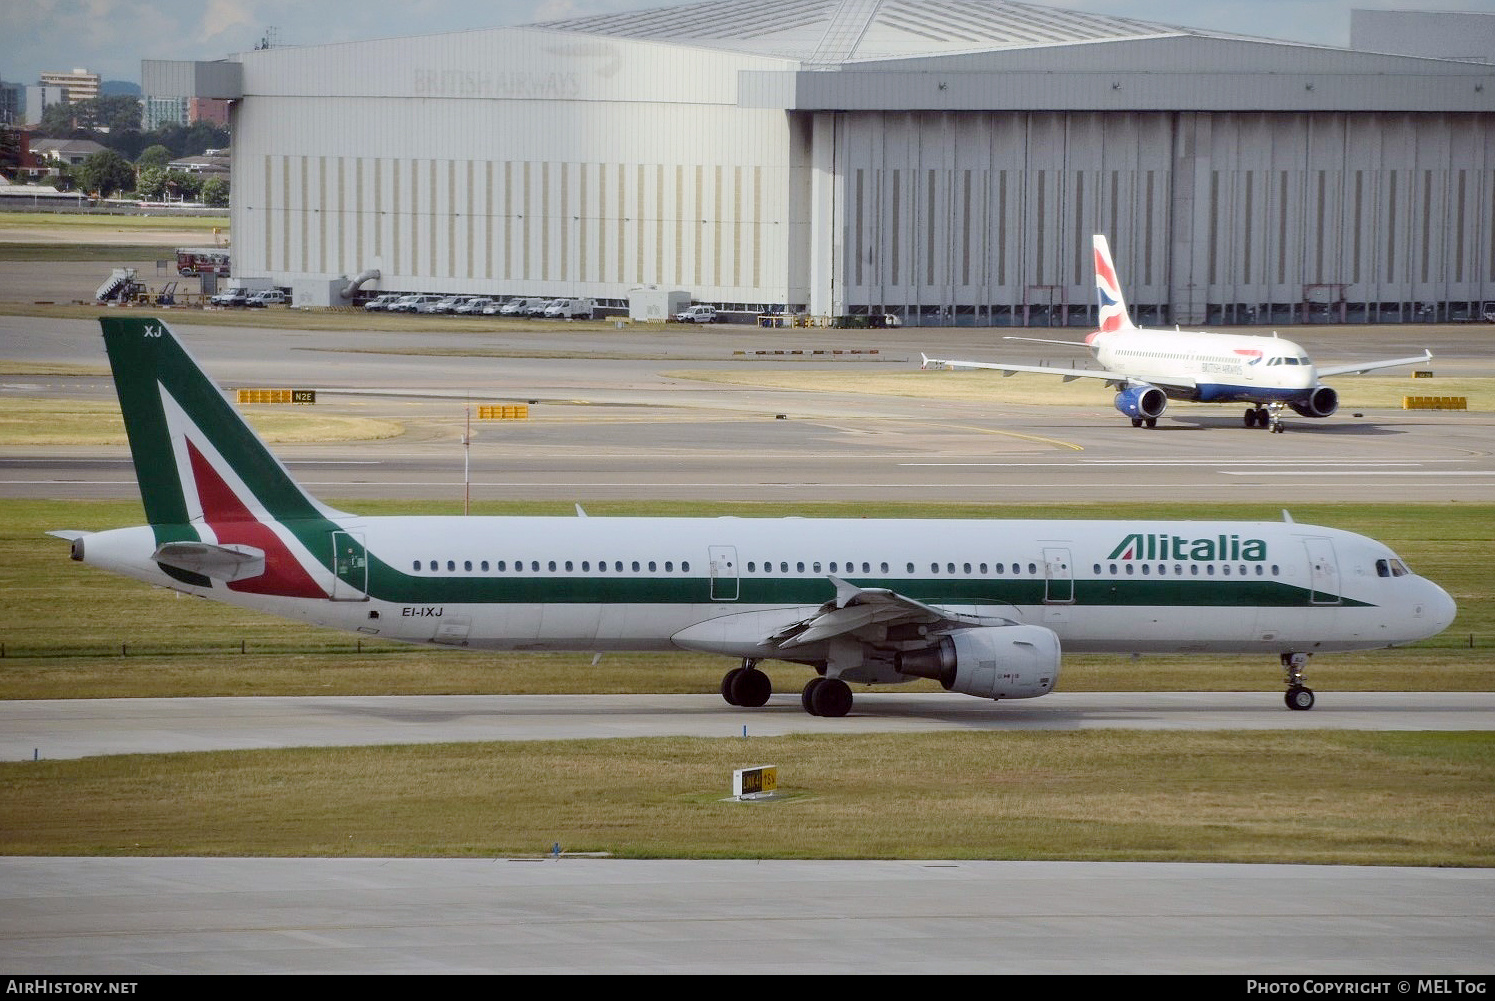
[923,235,1432,433]
[51,317,1454,716]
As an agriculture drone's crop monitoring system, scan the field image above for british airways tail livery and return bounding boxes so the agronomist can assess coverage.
[53,317,1455,715]
[923,234,1433,432]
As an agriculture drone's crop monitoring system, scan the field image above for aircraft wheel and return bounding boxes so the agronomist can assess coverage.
[721,667,744,705]
[801,677,825,715]
[1285,685,1315,711]
[1244,409,1257,428]
[809,678,853,718]
[729,666,772,708]
[1145,417,1157,428]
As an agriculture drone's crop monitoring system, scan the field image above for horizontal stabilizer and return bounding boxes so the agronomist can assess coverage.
[46,530,89,541]
[151,541,266,581]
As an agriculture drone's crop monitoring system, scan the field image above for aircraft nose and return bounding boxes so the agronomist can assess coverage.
[1422,579,1458,637]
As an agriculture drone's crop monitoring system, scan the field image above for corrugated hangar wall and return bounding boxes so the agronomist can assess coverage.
[222,26,1495,324]
[230,99,800,307]
[825,109,1495,326]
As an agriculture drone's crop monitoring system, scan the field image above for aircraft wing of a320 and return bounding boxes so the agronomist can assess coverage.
[919,352,1198,393]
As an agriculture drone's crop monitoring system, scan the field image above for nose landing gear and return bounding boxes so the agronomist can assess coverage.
[1282,652,1315,710]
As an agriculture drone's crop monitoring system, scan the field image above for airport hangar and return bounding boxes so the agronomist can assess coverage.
[145,0,1495,327]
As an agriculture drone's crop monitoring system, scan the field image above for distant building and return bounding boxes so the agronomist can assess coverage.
[0,81,21,125]
[40,68,100,104]
[31,137,108,165]
[24,85,65,125]
[188,97,230,126]
[167,150,230,176]
[143,95,187,130]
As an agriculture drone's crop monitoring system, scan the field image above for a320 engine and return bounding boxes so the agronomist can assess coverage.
[1288,385,1339,418]
[1113,385,1168,421]
[894,625,1061,700]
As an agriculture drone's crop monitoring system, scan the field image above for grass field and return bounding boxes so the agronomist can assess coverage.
[2,731,1491,864]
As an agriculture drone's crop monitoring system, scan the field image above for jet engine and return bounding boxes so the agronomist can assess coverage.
[894,625,1061,700]
[1288,385,1339,419]
[1114,385,1167,421]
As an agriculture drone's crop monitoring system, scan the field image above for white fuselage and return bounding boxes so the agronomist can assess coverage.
[1091,328,1318,404]
[79,515,1456,669]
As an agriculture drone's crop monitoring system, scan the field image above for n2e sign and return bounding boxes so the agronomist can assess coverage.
[733,765,777,800]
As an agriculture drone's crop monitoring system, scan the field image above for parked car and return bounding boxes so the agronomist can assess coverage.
[499,297,547,316]
[456,297,495,315]
[210,288,251,307]
[415,296,451,314]
[431,295,469,313]
[246,289,288,308]
[543,297,597,319]
[675,305,718,324]
[364,293,401,311]
[391,294,440,313]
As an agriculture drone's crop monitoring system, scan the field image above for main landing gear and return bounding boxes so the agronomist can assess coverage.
[721,659,771,708]
[718,662,856,717]
[1129,417,1158,428]
[1245,405,1286,433]
[1282,652,1315,710]
[801,676,853,717]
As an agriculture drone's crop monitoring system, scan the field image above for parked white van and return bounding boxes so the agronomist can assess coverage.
[543,297,597,319]
[499,297,548,316]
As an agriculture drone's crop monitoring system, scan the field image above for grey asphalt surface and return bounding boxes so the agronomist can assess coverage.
[5,692,1494,762]
[4,856,1492,975]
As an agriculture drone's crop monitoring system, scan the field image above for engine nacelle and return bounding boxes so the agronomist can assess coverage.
[1288,385,1339,418]
[1114,385,1167,421]
[894,625,1061,700]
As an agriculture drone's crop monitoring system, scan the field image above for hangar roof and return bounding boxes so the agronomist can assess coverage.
[532,0,1257,66]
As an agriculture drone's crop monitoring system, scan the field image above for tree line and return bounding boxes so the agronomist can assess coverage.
[0,94,230,203]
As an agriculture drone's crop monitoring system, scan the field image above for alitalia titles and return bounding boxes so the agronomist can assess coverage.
[1108,532,1267,562]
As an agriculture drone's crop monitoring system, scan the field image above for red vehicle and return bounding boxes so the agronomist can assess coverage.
[176,248,230,277]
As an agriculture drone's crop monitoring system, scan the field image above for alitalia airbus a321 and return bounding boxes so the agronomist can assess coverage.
[923,234,1432,433]
[52,317,1455,715]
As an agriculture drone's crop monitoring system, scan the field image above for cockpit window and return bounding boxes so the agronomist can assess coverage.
[1376,558,1412,578]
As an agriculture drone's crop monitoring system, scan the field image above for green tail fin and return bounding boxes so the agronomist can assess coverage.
[99,315,345,527]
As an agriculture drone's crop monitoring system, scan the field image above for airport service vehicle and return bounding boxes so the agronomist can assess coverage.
[923,235,1433,433]
[456,298,495,315]
[53,317,1456,717]
[364,294,401,312]
[676,305,718,324]
[175,248,230,278]
[543,297,597,319]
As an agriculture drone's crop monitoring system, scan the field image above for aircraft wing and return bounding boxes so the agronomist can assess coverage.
[1315,350,1432,379]
[670,576,1015,658]
[921,352,1116,383]
[770,576,1012,649]
[919,353,1196,393]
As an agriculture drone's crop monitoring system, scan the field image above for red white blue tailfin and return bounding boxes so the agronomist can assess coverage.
[1092,235,1136,335]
